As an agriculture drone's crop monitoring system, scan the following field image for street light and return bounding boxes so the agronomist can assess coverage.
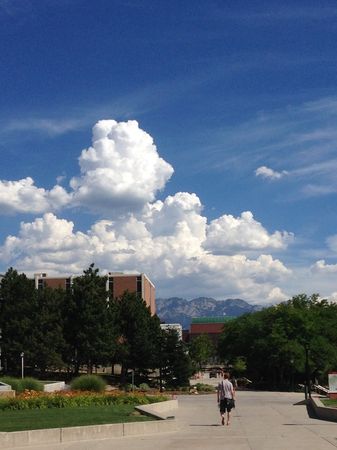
[131,369,134,393]
[20,352,24,379]
[304,343,311,400]
[0,328,2,373]
[290,358,294,392]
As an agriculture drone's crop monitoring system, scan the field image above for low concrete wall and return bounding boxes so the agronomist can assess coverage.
[0,390,15,398]
[0,400,179,448]
[135,399,178,419]
[310,395,337,422]
[43,381,66,393]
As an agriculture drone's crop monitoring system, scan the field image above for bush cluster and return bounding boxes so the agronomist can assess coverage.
[194,383,215,392]
[70,375,106,392]
[0,377,43,393]
[0,390,168,411]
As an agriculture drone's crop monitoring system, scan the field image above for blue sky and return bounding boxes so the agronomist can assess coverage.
[1,0,337,303]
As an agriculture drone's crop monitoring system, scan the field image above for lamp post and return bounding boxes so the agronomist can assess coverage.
[0,328,2,373]
[290,358,294,392]
[20,352,24,379]
[304,343,311,400]
[131,369,134,393]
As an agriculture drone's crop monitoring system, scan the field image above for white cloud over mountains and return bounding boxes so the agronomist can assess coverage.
[0,207,290,303]
[0,119,294,303]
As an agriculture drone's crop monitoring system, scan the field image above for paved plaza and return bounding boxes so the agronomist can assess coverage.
[13,391,337,450]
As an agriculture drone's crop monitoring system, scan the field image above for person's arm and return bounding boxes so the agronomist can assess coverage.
[231,382,235,399]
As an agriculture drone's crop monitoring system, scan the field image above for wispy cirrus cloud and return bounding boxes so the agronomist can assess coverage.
[0,67,224,138]
[2,118,85,136]
[218,5,337,23]
[194,95,337,199]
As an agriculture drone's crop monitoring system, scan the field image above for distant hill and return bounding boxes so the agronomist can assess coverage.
[156,297,262,329]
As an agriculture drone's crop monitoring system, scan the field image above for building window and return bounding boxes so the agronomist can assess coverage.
[108,277,114,298]
[136,276,142,297]
[37,279,45,290]
[65,278,72,291]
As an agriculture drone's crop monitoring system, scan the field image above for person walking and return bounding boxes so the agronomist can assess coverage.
[217,371,235,426]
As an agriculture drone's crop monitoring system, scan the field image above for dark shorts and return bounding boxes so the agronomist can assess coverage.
[219,398,233,413]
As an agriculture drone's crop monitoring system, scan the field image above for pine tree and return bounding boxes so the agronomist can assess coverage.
[30,287,66,374]
[0,268,36,373]
[115,291,161,382]
[65,264,114,374]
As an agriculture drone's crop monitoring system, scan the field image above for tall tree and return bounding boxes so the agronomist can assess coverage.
[30,287,66,374]
[160,328,193,388]
[189,334,215,371]
[0,268,36,373]
[217,294,337,389]
[115,291,161,382]
[65,264,114,374]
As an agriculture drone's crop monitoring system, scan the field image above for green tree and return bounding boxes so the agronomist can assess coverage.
[30,287,66,374]
[115,291,161,382]
[232,357,247,377]
[65,264,114,374]
[0,268,35,373]
[160,328,193,388]
[189,334,215,371]
[218,294,337,389]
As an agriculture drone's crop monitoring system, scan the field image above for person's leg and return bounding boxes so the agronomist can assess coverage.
[220,400,225,425]
[226,409,231,425]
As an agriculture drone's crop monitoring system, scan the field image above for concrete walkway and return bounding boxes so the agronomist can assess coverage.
[13,391,337,450]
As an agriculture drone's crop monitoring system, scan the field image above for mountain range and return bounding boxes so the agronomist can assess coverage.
[156,297,262,329]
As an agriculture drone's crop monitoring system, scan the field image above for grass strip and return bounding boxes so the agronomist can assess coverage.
[320,398,337,408]
[0,404,154,432]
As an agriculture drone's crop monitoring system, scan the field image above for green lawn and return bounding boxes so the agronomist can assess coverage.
[320,398,337,408]
[0,405,154,432]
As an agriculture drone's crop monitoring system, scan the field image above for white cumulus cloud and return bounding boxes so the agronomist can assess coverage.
[204,211,293,253]
[0,196,292,303]
[266,287,288,303]
[0,119,174,216]
[0,177,71,215]
[311,259,337,273]
[70,120,174,214]
[255,165,288,180]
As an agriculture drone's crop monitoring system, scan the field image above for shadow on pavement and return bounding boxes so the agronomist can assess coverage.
[190,424,223,427]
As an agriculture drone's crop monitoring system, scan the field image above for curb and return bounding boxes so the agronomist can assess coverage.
[0,401,179,448]
[309,395,337,422]
[135,399,178,420]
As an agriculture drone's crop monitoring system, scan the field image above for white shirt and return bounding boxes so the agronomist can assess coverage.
[218,379,234,400]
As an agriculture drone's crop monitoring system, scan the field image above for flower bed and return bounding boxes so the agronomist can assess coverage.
[0,389,168,411]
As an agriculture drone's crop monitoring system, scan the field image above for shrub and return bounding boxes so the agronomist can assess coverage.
[0,377,21,392]
[0,377,43,392]
[122,383,137,392]
[139,383,150,392]
[20,377,43,392]
[70,375,107,392]
[195,383,215,392]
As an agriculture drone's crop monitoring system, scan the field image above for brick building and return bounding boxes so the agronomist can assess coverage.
[33,271,156,315]
[189,316,234,345]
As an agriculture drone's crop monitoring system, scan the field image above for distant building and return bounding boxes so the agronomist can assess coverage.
[160,323,183,340]
[33,271,156,315]
[189,316,234,345]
